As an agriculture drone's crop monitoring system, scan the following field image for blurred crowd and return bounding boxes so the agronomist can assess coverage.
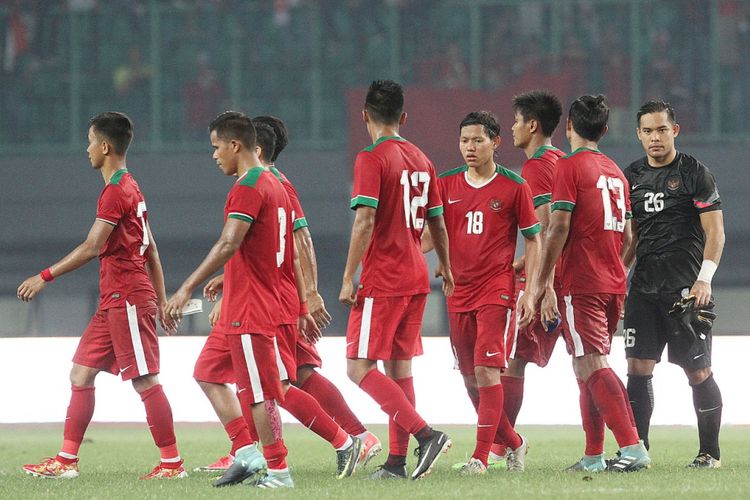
[1,0,748,145]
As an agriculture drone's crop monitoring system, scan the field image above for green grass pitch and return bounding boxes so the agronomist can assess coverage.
[1,424,748,499]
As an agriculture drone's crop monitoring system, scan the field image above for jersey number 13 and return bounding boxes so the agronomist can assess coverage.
[596,175,626,232]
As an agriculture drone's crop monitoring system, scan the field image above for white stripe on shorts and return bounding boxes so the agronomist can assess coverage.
[358,297,374,359]
[274,336,288,381]
[240,334,265,403]
[125,301,148,376]
[509,290,523,359]
[564,295,585,357]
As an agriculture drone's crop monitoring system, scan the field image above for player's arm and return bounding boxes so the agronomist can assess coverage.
[420,224,434,253]
[143,222,177,334]
[339,206,376,306]
[17,219,114,302]
[164,218,251,319]
[426,214,454,296]
[532,209,571,323]
[622,218,638,270]
[294,238,321,343]
[512,202,550,272]
[295,226,331,328]
[517,232,541,327]
[691,210,725,306]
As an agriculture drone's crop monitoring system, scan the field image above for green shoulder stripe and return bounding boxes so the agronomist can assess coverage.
[109,169,128,185]
[270,166,283,182]
[293,217,309,231]
[361,135,405,153]
[238,167,266,188]
[438,165,468,178]
[533,193,551,208]
[350,195,378,209]
[496,164,525,184]
[562,147,600,159]
[521,222,541,237]
[551,200,575,212]
[531,145,561,159]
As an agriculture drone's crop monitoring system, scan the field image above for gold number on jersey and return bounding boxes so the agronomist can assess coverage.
[596,175,626,232]
[399,170,430,229]
[136,201,150,256]
[465,211,484,235]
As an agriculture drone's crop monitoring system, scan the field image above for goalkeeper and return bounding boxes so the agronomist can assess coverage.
[621,100,725,469]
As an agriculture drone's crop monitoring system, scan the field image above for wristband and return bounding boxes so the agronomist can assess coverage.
[299,301,309,315]
[40,268,55,282]
[696,259,718,284]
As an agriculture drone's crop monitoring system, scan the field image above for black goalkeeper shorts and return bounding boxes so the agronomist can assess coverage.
[623,289,712,370]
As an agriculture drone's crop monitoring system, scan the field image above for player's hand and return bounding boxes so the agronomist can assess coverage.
[307,291,332,328]
[165,288,191,324]
[203,274,224,302]
[339,278,357,307]
[17,274,48,302]
[517,288,536,327]
[435,264,454,297]
[158,301,178,335]
[208,299,222,327]
[539,287,560,329]
[690,280,712,307]
[298,312,322,344]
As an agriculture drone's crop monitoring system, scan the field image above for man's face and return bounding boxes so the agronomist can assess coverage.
[210,130,238,176]
[86,127,105,169]
[460,124,497,168]
[511,111,533,149]
[637,111,679,163]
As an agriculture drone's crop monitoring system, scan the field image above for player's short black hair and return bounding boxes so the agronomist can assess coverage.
[512,90,563,137]
[89,112,133,155]
[209,111,256,149]
[459,111,500,140]
[365,80,404,125]
[253,115,288,162]
[253,122,276,164]
[637,100,676,126]
[568,95,609,142]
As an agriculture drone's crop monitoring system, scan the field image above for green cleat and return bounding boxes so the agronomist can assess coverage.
[252,468,294,489]
[606,441,651,472]
[566,453,607,472]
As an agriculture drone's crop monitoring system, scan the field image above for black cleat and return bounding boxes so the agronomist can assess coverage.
[336,436,363,479]
[411,430,452,480]
[367,464,407,480]
[687,453,721,469]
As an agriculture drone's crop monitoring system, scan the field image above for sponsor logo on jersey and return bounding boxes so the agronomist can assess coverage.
[489,198,502,212]
[667,176,681,191]
[232,321,241,327]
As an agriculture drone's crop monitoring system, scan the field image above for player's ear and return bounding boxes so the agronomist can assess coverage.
[361,109,369,124]
[493,135,501,149]
[672,122,680,137]
[529,119,538,134]
[101,140,111,156]
[399,112,407,126]
[230,139,241,153]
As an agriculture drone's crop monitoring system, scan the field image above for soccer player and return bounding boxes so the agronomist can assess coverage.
[530,95,651,472]
[340,80,453,481]
[622,100,725,468]
[425,111,541,474]
[494,91,565,462]
[17,112,185,479]
[164,112,292,489]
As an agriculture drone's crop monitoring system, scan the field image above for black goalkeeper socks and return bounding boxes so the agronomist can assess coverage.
[692,373,722,459]
[627,374,654,450]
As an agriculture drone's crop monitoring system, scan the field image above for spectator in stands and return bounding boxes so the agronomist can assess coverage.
[182,53,227,140]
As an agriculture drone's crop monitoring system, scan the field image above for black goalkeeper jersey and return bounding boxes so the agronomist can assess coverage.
[624,152,721,295]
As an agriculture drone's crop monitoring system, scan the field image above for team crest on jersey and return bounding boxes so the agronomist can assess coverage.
[666,176,681,191]
[489,198,502,212]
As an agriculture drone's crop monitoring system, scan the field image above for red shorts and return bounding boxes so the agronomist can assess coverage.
[73,300,159,381]
[449,304,511,376]
[560,293,624,357]
[193,332,284,403]
[346,293,426,360]
[276,324,298,383]
[296,338,322,369]
[508,289,563,367]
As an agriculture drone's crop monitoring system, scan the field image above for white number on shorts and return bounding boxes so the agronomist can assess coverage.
[465,210,484,234]
[276,207,287,267]
[136,201,150,256]
[400,170,430,229]
[623,327,636,348]
[596,175,626,232]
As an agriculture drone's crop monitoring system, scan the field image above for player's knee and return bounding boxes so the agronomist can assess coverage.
[686,367,712,386]
[295,366,314,387]
[131,374,159,394]
[474,366,502,387]
[69,364,97,387]
[505,359,526,378]
[627,357,655,377]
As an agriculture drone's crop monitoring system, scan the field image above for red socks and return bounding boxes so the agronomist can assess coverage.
[390,376,416,457]
[473,384,503,465]
[237,388,260,443]
[577,378,604,455]
[586,369,639,448]
[262,440,288,471]
[299,371,367,436]
[58,384,95,463]
[280,386,349,449]
[500,375,524,426]
[139,384,181,466]
[224,416,253,456]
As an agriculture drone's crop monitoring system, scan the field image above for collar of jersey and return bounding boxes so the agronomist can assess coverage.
[236,166,266,182]
[531,144,560,159]
[108,168,128,184]
[372,135,404,147]
[463,164,499,189]
[569,146,600,156]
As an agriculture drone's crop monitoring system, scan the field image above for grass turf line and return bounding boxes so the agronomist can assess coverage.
[1,424,748,499]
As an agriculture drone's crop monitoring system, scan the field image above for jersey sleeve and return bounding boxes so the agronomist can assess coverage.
[517,181,541,238]
[96,184,127,226]
[226,184,262,223]
[522,159,553,208]
[283,182,308,231]
[350,151,380,210]
[690,163,721,213]
[550,159,577,212]
[426,162,444,218]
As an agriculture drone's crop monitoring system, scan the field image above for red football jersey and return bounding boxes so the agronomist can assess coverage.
[519,145,566,291]
[271,167,301,325]
[95,169,156,309]
[350,136,443,297]
[218,167,284,336]
[439,164,540,312]
[550,148,632,295]
[272,167,308,231]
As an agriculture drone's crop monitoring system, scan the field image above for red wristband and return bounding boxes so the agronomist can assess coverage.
[40,268,54,282]
[299,302,309,315]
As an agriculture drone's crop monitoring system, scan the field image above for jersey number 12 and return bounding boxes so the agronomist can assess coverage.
[400,170,430,229]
